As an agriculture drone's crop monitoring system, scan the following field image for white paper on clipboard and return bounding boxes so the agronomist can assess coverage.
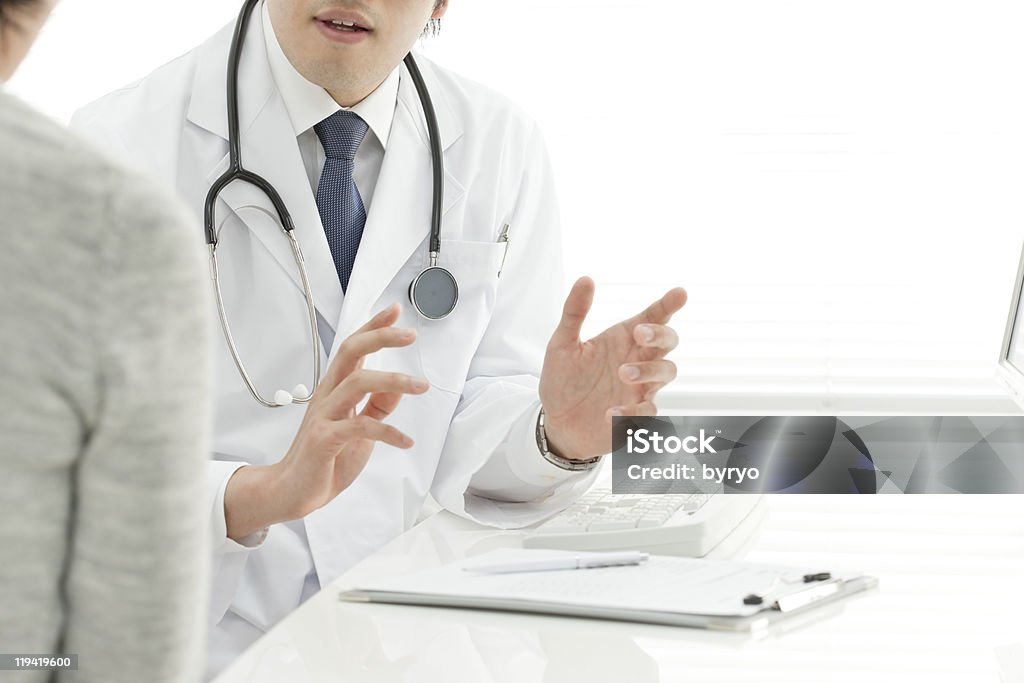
[340,548,876,624]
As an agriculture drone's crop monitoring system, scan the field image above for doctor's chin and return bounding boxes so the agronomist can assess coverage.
[1,1,1022,682]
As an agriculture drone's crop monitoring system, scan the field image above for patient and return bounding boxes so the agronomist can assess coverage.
[0,2,212,681]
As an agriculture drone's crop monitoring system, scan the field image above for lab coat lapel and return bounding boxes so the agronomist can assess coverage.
[334,60,464,345]
[187,13,343,331]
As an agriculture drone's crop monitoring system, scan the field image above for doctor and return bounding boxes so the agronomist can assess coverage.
[73,0,685,676]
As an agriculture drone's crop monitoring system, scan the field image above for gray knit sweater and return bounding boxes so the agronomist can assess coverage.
[0,90,212,683]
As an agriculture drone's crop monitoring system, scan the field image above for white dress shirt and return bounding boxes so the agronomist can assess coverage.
[262,0,397,214]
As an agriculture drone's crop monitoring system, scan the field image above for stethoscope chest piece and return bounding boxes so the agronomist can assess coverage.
[409,264,459,320]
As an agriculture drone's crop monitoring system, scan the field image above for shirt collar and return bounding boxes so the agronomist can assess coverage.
[261,0,398,149]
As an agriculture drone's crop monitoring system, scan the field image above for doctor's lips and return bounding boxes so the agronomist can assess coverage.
[314,10,373,41]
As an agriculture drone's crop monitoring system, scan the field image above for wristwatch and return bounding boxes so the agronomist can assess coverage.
[535,407,603,472]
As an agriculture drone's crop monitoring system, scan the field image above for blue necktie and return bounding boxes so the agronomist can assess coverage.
[314,111,369,292]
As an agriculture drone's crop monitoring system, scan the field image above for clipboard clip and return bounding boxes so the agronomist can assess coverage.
[743,572,839,613]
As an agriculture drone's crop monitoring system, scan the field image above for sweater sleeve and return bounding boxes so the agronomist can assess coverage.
[59,170,214,683]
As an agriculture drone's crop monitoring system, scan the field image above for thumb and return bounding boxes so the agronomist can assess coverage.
[551,277,595,347]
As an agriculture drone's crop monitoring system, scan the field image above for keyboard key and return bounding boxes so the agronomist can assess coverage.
[680,495,708,511]
[532,491,718,539]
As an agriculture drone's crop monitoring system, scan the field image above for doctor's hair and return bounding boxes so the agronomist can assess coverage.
[422,0,447,38]
[0,0,38,32]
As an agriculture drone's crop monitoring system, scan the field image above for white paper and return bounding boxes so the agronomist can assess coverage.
[354,548,836,618]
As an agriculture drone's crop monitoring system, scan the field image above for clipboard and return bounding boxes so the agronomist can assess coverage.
[339,549,878,633]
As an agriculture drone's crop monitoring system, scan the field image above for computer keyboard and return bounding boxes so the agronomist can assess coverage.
[523,488,766,558]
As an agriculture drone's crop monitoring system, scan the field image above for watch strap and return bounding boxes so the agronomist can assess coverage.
[535,407,603,472]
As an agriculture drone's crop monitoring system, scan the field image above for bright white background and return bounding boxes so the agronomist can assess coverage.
[9,1,1024,400]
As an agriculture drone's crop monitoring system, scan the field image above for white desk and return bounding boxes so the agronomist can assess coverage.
[215,495,1024,683]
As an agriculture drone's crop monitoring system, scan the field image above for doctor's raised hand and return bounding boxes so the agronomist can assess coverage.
[223,304,427,540]
[539,278,687,460]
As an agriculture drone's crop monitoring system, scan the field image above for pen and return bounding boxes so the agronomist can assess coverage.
[743,572,836,609]
[464,551,649,575]
[497,223,510,277]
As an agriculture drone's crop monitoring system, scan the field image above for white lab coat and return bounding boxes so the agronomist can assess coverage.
[71,12,598,671]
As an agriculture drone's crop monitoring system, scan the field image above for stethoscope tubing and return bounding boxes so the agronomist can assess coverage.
[203,0,453,407]
[402,52,444,259]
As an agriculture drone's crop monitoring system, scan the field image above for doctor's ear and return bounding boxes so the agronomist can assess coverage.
[431,0,449,19]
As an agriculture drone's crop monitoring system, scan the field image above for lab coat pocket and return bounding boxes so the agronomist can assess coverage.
[416,239,506,394]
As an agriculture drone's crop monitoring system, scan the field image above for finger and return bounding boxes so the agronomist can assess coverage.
[322,304,403,389]
[360,392,403,421]
[337,416,414,449]
[328,370,429,417]
[356,302,402,334]
[618,360,677,385]
[323,325,416,391]
[339,328,416,363]
[632,287,688,326]
[632,323,680,351]
[550,277,595,347]
[605,401,658,423]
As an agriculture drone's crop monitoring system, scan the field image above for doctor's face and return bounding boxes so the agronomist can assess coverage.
[268,0,448,107]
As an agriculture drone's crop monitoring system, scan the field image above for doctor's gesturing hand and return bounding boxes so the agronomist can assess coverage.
[223,304,428,541]
[539,278,688,460]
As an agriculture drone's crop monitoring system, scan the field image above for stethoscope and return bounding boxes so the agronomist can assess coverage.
[205,0,458,408]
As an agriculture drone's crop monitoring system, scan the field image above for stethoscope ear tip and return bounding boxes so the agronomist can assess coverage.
[274,389,295,406]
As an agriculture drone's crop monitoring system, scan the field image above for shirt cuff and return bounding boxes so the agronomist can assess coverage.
[212,462,269,553]
[505,402,591,489]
